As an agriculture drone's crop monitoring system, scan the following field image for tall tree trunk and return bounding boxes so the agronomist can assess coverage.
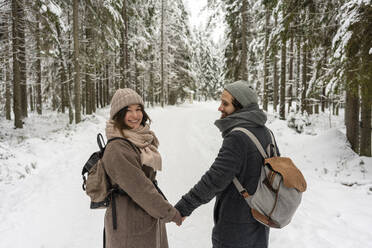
[288,32,294,113]
[160,0,165,107]
[360,83,371,156]
[166,82,170,105]
[61,82,65,114]
[35,10,42,115]
[92,67,96,113]
[301,41,307,113]
[345,80,360,154]
[65,69,73,124]
[321,49,328,112]
[273,15,279,112]
[60,66,69,115]
[120,21,124,88]
[279,34,287,120]
[4,16,11,120]
[239,0,248,81]
[100,72,103,108]
[134,50,140,93]
[12,0,23,128]
[96,74,100,108]
[114,48,119,90]
[85,22,92,115]
[314,59,321,115]
[306,51,313,114]
[73,0,81,123]
[29,86,34,112]
[149,59,154,106]
[67,10,73,124]
[296,35,301,112]
[231,28,239,81]
[321,84,326,113]
[263,8,270,111]
[314,100,319,114]
[106,62,110,106]
[120,0,129,88]
[273,54,278,112]
[81,76,86,115]
[52,75,57,111]
[18,0,27,118]
[6,62,11,120]
[56,20,69,117]
[81,18,87,116]
[125,1,131,88]
[0,39,3,104]
[102,70,105,107]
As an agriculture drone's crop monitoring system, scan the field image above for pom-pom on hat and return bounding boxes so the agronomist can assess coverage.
[110,88,144,119]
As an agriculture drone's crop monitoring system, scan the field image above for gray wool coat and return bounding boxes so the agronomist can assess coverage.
[175,104,279,248]
[102,139,178,248]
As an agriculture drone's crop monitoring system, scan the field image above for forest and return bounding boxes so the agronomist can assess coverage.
[0,0,371,157]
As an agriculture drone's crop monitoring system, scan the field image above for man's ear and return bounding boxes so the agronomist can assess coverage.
[232,98,243,110]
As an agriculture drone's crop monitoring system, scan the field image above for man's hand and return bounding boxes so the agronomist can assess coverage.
[180,217,187,226]
[176,216,186,226]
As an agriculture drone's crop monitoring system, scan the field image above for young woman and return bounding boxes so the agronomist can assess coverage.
[102,88,181,248]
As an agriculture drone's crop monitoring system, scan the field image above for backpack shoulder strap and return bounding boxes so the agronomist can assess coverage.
[231,127,268,159]
[107,136,127,144]
[232,177,252,199]
[97,133,106,153]
[266,128,278,157]
[106,137,141,155]
[230,127,268,201]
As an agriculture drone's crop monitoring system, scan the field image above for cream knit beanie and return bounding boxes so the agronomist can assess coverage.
[110,88,144,119]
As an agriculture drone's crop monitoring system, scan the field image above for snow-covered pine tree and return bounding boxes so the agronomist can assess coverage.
[333,0,372,156]
[166,0,193,105]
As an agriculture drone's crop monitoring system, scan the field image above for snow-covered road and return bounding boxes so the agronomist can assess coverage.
[0,102,371,247]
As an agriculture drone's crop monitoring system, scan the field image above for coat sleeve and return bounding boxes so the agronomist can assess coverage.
[103,140,177,222]
[175,132,246,217]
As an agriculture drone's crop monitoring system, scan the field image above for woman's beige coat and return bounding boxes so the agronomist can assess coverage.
[102,139,177,248]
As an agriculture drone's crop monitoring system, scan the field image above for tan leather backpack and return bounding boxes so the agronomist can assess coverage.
[231,127,307,228]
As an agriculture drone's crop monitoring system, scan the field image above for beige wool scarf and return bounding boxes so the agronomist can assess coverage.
[105,120,162,171]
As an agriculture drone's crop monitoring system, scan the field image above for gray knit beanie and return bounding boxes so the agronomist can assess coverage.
[110,88,144,119]
[224,80,258,107]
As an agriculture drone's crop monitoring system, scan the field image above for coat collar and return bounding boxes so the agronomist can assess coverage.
[214,103,267,137]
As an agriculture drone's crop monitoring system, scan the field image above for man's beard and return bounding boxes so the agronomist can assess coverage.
[220,112,228,119]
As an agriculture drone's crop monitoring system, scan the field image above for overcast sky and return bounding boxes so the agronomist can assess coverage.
[183,0,224,42]
[183,0,208,28]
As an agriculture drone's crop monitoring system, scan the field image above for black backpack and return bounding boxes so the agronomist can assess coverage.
[81,133,131,229]
[81,133,167,230]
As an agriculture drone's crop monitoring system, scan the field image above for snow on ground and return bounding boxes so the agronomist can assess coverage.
[0,101,371,248]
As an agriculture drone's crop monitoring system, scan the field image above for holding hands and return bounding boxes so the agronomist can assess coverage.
[172,209,187,226]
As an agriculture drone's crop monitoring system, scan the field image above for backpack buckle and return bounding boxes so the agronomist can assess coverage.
[240,189,250,198]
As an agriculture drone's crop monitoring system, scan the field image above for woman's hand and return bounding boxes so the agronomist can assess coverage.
[172,209,183,226]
